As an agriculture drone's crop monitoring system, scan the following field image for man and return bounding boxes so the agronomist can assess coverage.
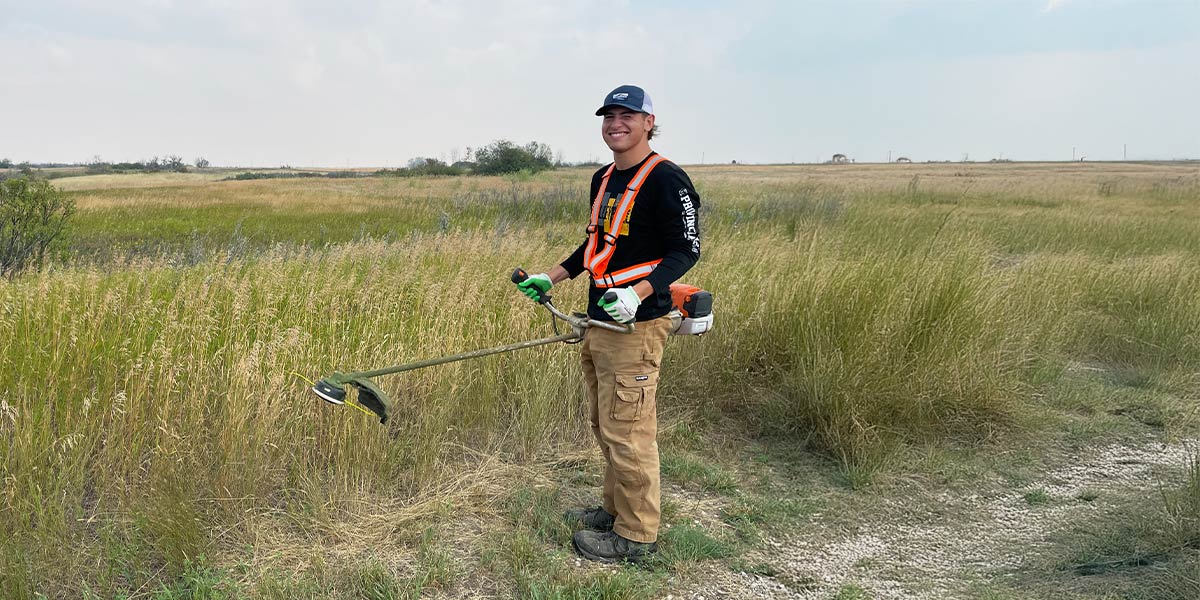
[515,84,701,563]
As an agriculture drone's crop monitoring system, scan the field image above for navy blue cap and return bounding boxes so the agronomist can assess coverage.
[595,85,654,116]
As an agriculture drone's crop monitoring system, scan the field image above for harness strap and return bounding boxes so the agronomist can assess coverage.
[592,259,663,289]
[583,155,668,282]
[582,163,615,270]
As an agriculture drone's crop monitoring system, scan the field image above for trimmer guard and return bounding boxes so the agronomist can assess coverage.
[347,378,392,424]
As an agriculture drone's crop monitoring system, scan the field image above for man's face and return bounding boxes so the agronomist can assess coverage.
[601,108,654,153]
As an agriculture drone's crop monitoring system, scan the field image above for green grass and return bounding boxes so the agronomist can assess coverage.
[722,493,814,542]
[831,583,873,600]
[3,163,1199,596]
[351,560,423,600]
[1023,489,1052,506]
[729,558,777,577]
[1022,454,1200,599]
[506,487,575,546]
[660,450,739,494]
[483,525,663,600]
[661,524,732,561]
[517,567,661,600]
[150,558,241,600]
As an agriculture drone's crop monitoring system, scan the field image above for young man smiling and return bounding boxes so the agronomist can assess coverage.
[516,85,701,563]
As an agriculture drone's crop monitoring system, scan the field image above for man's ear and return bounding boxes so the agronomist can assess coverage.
[644,114,656,132]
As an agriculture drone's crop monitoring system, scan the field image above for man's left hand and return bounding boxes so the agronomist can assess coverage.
[598,287,641,323]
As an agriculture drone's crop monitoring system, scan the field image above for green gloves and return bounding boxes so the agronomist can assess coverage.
[598,286,641,323]
[517,272,553,302]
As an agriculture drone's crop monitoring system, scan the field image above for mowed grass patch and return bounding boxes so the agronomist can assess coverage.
[661,449,740,494]
[722,493,815,543]
[485,487,664,599]
[1004,455,1200,600]
[65,177,590,263]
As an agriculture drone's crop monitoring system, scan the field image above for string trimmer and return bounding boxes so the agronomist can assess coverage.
[309,268,634,424]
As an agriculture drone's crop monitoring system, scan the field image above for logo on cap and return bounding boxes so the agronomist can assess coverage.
[613,93,629,100]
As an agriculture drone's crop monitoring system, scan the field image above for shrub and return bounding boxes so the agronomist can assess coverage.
[85,156,112,175]
[472,140,554,175]
[0,177,75,280]
[141,155,189,173]
[223,171,323,181]
[709,247,1029,479]
[375,159,466,178]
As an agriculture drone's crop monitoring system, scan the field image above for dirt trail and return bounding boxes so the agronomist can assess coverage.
[670,439,1197,599]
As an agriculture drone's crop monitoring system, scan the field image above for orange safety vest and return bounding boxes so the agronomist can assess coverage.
[584,154,668,288]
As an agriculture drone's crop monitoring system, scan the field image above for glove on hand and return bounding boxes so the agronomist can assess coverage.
[598,287,641,323]
[516,273,553,302]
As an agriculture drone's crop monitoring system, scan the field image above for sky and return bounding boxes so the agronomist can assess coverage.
[1,0,1197,167]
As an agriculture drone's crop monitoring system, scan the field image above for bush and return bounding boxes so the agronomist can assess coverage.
[0,177,75,280]
[142,155,189,173]
[701,246,1030,481]
[377,158,466,178]
[223,171,323,181]
[85,156,112,175]
[472,140,554,175]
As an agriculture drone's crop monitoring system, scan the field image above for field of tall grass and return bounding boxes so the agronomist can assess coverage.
[2,162,1198,597]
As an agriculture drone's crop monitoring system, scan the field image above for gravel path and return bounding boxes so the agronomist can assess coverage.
[667,439,1197,599]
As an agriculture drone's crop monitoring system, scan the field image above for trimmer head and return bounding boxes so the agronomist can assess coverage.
[311,372,393,424]
[312,378,347,404]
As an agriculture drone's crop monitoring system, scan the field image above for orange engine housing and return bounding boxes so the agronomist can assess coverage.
[669,284,713,319]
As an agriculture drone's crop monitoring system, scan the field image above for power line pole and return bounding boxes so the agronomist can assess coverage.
[1124,144,1127,161]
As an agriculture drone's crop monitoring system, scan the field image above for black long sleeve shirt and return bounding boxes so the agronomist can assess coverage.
[560,152,701,321]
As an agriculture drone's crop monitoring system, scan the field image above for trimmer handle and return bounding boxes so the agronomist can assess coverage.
[512,267,551,304]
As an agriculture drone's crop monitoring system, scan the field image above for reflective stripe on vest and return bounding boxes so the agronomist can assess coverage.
[583,154,668,286]
[592,259,662,289]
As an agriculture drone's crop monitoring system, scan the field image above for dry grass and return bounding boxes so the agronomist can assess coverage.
[2,162,1199,597]
[52,171,231,191]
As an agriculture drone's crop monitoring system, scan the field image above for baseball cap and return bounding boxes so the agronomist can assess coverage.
[595,85,654,116]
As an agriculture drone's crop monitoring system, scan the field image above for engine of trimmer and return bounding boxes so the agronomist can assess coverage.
[669,284,714,336]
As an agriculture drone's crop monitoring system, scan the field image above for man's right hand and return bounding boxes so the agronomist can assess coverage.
[516,272,553,302]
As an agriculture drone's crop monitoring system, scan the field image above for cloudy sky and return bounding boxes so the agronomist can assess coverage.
[2,0,1197,166]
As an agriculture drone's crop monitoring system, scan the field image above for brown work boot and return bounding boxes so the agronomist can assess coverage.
[563,506,615,531]
[572,530,657,564]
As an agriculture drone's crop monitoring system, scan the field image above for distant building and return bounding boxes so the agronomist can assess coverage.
[831,153,848,164]
[895,157,912,163]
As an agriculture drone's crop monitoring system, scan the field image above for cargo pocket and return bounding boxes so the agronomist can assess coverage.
[612,372,658,422]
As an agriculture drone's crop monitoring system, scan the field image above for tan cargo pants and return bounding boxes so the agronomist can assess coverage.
[580,315,673,543]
